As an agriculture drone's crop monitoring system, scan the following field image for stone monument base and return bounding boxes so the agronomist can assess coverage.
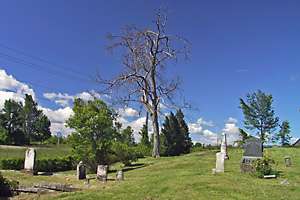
[240,156,262,173]
[21,169,37,175]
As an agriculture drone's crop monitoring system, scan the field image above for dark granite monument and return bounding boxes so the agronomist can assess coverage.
[77,161,86,180]
[240,137,263,173]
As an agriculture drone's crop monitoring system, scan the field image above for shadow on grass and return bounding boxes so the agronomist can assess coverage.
[109,162,153,174]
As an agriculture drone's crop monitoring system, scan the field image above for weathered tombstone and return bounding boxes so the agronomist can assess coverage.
[240,137,263,173]
[97,165,108,182]
[76,161,86,180]
[220,133,229,159]
[215,152,225,173]
[24,148,36,175]
[116,170,124,181]
[284,156,292,167]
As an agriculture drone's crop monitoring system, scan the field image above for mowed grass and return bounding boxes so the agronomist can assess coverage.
[0,144,72,159]
[2,147,300,200]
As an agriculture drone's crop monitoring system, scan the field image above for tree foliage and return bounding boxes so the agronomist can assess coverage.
[240,90,279,143]
[139,124,151,147]
[66,98,119,170]
[161,110,192,156]
[0,95,51,145]
[276,120,291,146]
[120,126,135,146]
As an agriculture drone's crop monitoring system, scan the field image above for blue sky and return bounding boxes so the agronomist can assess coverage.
[1,0,300,144]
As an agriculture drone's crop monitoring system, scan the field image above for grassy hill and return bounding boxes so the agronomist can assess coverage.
[2,147,300,200]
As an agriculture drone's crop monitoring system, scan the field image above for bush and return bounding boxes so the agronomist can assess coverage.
[0,156,75,172]
[36,156,75,172]
[252,153,278,178]
[0,127,9,145]
[0,172,18,197]
[112,142,138,166]
[133,144,151,158]
[0,158,24,170]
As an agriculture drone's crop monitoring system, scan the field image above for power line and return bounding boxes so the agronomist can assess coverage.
[0,51,94,84]
[0,42,91,80]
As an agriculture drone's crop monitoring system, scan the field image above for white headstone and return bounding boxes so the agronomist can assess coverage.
[24,148,36,174]
[97,165,108,182]
[116,170,124,181]
[216,152,225,173]
[220,133,229,159]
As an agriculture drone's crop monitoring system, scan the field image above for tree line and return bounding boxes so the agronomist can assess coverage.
[0,94,51,145]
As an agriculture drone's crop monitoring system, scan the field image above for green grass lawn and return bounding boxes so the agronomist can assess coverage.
[2,147,300,200]
[0,144,72,159]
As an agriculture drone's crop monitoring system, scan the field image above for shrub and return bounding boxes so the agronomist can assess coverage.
[0,156,75,172]
[112,142,138,166]
[0,172,18,197]
[36,156,75,172]
[252,153,278,178]
[0,158,24,170]
[133,144,151,158]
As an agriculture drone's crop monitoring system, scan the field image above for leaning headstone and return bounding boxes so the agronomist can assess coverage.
[116,170,124,181]
[215,152,225,173]
[240,137,263,173]
[284,156,292,167]
[24,148,36,175]
[97,165,108,182]
[220,133,229,159]
[76,161,86,180]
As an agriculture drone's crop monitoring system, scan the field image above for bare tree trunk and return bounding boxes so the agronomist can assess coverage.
[151,108,160,158]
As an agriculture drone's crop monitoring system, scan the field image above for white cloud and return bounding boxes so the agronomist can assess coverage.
[222,117,241,145]
[43,90,102,107]
[188,117,241,145]
[118,107,139,117]
[0,69,35,109]
[188,117,218,144]
[39,106,74,136]
[0,69,35,98]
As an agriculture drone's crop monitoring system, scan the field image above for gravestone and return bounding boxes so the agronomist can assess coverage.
[76,161,86,180]
[97,165,108,182]
[215,152,225,173]
[116,170,124,181]
[24,148,36,175]
[284,156,292,167]
[240,137,263,173]
[220,133,229,159]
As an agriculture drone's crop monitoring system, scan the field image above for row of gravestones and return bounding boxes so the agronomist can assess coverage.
[77,162,124,182]
[23,148,124,181]
[214,135,293,174]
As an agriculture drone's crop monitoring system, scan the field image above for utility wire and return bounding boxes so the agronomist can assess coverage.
[0,51,94,83]
[0,42,91,80]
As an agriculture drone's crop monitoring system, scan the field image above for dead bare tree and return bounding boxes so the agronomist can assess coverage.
[98,10,190,158]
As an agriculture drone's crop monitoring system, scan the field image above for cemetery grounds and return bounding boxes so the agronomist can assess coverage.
[1,146,300,200]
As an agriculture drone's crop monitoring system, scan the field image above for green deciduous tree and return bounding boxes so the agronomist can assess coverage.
[0,95,51,145]
[120,126,135,146]
[66,98,118,171]
[240,90,279,143]
[22,94,51,143]
[0,99,26,145]
[276,120,292,146]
